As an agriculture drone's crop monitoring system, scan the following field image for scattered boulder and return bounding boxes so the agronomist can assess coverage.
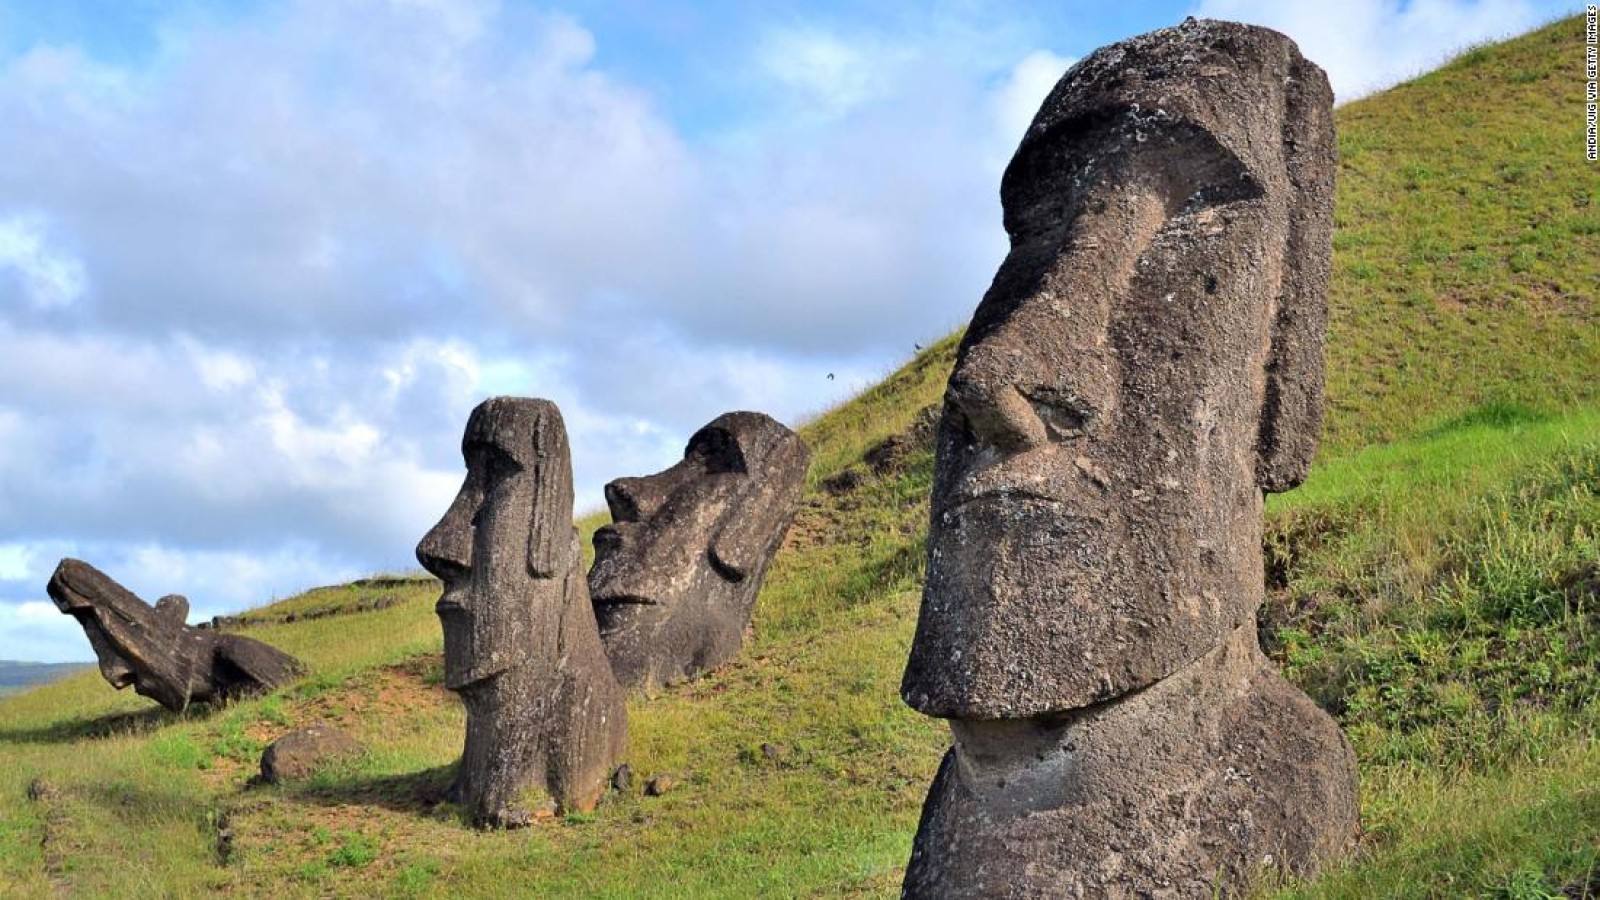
[899,18,1357,897]
[589,412,809,693]
[25,776,58,803]
[46,559,303,712]
[819,468,864,496]
[259,725,361,784]
[416,398,627,828]
[212,809,235,865]
[611,764,633,793]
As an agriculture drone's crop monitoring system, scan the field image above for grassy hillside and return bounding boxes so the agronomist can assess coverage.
[0,14,1595,898]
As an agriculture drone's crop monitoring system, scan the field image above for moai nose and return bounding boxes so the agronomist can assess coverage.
[945,368,1048,455]
[604,476,673,522]
[416,489,475,582]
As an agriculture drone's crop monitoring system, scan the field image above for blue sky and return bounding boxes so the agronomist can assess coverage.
[0,0,1578,662]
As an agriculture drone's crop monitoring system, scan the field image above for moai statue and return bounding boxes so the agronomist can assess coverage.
[899,20,1358,897]
[588,412,809,692]
[416,397,626,828]
[47,558,302,712]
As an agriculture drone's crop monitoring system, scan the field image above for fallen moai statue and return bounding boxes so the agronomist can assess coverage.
[47,558,303,712]
[589,411,809,692]
[416,397,627,828]
[898,18,1358,897]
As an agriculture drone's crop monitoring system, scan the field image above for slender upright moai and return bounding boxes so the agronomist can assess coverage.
[899,19,1358,897]
[417,397,626,828]
[588,411,809,692]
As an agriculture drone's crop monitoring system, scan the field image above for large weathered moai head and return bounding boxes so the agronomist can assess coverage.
[417,397,577,693]
[588,411,809,690]
[902,18,1336,720]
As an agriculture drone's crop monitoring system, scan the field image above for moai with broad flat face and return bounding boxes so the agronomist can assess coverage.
[416,397,626,828]
[899,19,1359,897]
[47,558,302,712]
[588,411,809,692]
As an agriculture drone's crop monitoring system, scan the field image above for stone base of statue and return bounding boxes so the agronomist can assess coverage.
[903,623,1358,898]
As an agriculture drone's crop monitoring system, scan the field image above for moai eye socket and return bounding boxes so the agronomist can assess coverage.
[1023,389,1092,443]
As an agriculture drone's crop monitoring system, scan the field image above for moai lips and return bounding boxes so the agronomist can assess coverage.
[416,397,626,828]
[47,558,302,712]
[588,412,808,692]
[899,19,1358,897]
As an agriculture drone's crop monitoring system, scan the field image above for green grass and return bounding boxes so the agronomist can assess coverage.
[1321,16,1599,453]
[1,13,1597,898]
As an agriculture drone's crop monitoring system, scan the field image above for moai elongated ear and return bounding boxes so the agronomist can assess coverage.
[707,429,810,581]
[526,403,576,578]
[154,594,190,624]
[708,519,762,583]
[1256,54,1336,494]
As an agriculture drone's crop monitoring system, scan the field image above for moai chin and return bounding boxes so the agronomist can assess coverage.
[416,397,626,828]
[899,19,1358,897]
[588,411,809,692]
[47,558,303,712]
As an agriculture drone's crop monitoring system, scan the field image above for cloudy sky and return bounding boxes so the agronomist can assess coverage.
[0,0,1575,662]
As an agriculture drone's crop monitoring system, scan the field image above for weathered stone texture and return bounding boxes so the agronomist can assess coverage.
[47,558,302,712]
[903,623,1358,898]
[589,411,809,692]
[260,725,361,783]
[417,397,626,828]
[899,18,1356,897]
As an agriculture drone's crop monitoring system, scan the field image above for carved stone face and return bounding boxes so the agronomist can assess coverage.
[902,26,1333,719]
[417,398,574,692]
[50,561,192,709]
[588,411,808,689]
[47,557,301,712]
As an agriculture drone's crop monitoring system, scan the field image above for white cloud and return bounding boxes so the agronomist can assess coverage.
[0,214,88,310]
[0,544,31,581]
[0,597,88,665]
[1191,0,1542,99]
[992,50,1075,147]
[757,27,911,120]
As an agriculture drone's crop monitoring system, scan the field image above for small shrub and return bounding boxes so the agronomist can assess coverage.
[327,831,378,868]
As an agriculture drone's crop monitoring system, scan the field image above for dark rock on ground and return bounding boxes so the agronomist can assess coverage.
[259,725,362,784]
[25,776,58,803]
[46,559,303,712]
[611,764,633,793]
[417,397,626,828]
[820,468,864,495]
[590,412,809,693]
[212,808,234,865]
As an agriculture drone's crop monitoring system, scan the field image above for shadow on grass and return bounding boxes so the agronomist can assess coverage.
[0,703,223,745]
[279,763,460,817]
